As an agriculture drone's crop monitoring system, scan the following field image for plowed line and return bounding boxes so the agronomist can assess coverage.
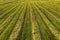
[8,3,26,40]
[30,3,41,40]
[32,3,60,39]
[35,3,60,22]
[0,3,24,35]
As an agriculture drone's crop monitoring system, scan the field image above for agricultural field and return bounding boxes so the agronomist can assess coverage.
[0,0,60,40]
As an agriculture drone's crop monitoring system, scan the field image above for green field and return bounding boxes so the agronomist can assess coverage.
[0,0,60,40]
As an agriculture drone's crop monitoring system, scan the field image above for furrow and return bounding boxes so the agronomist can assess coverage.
[32,3,60,40]
[39,3,60,18]
[30,3,41,40]
[8,3,26,40]
[0,4,19,23]
[35,2,60,31]
[32,3,57,40]
[0,3,24,40]
[0,3,24,35]
[35,2,60,22]
[0,2,19,18]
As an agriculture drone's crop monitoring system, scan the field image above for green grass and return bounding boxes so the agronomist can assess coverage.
[0,0,60,40]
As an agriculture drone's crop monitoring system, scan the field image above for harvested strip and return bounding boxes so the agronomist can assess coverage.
[32,4,57,40]
[8,3,26,40]
[0,0,17,6]
[35,3,60,22]
[37,2,60,14]
[17,3,32,40]
[0,1,18,11]
[0,5,19,24]
[34,3,60,31]
[0,6,12,15]
[40,4,60,17]
[0,3,19,18]
[0,3,24,40]
[30,4,41,40]
[0,4,23,35]
[33,3,60,40]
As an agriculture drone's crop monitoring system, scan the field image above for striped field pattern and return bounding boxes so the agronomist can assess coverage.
[0,0,60,40]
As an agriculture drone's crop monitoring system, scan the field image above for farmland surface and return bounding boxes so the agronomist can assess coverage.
[0,0,60,40]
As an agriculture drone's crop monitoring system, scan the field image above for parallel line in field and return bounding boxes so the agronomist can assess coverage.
[35,3,60,22]
[30,4,36,40]
[40,3,60,15]
[0,4,20,24]
[0,5,20,35]
[0,4,18,19]
[0,3,24,35]
[21,3,32,40]
[35,2,60,31]
[0,0,18,5]
[32,3,60,39]
[0,4,20,27]
[0,2,23,24]
[0,1,18,10]
[16,3,27,40]
[8,3,26,40]
[31,3,45,40]
[0,3,25,40]
[0,2,19,15]
[0,1,60,40]
[31,3,56,40]
[30,4,41,40]
[0,6,13,15]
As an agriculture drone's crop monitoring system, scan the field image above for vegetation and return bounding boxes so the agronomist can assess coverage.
[0,0,60,40]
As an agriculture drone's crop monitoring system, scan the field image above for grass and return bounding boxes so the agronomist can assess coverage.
[0,0,60,40]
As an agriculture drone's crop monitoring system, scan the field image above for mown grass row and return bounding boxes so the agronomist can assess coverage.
[0,2,23,35]
[33,2,60,40]
[31,3,58,40]
[0,1,25,40]
[39,1,60,12]
[37,2,60,18]
[34,2,60,32]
